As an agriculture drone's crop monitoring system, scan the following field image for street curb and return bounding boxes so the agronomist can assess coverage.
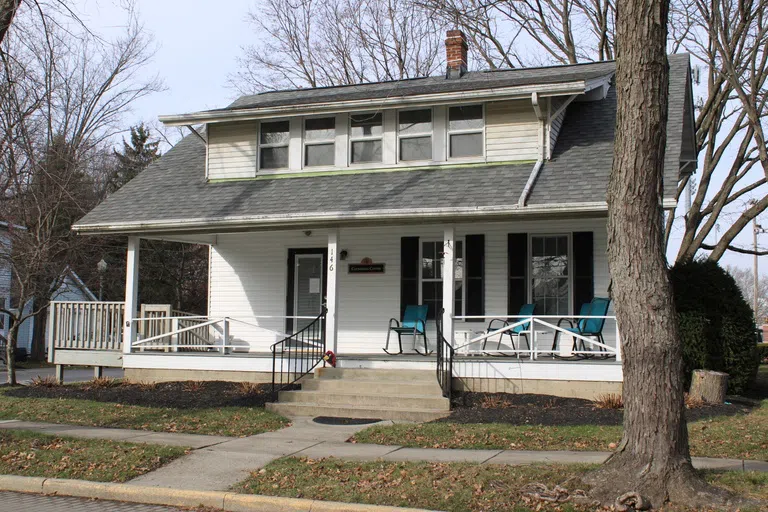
[0,475,432,512]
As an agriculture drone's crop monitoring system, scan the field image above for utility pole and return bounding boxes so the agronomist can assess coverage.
[753,217,767,324]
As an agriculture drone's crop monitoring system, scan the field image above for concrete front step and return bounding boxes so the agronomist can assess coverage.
[266,402,450,422]
[301,378,443,396]
[278,390,450,410]
[315,367,434,382]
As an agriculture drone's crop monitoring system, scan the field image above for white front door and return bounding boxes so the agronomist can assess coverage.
[294,254,324,332]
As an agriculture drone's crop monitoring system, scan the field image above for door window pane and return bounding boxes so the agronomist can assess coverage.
[531,235,569,315]
[351,140,382,163]
[450,133,483,158]
[448,105,483,131]
[260,146,288,169]
[400,136,432,161]
[305,143,335,167]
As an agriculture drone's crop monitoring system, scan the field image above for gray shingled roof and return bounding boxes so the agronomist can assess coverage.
[529,53,689,204]
[224,61,617,111]
[75,55,691,233]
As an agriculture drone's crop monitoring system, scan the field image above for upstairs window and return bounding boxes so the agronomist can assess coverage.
[448,105,483,158]
[350,112,383,164]
[259,120,290,170]
[304,117,336,167]
[398,109,432,162]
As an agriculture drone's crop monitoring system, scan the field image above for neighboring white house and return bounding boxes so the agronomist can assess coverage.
[66,32,697,410]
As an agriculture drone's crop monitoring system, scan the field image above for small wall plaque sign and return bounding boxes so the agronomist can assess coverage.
[349,259,385,273]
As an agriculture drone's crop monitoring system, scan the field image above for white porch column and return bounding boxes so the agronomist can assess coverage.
[326,229,340,353]
[442,227,455,346]
[123,236,140,354]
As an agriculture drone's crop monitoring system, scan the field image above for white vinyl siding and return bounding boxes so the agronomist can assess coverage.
[206,122,258,179]
[485,100,539,162]
[207,218,612,355]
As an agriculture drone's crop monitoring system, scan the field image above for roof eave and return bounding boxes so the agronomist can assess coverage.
[159,80,596,127]
[73,202,609,236]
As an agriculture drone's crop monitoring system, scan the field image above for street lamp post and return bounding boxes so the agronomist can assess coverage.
[97,258,108,301]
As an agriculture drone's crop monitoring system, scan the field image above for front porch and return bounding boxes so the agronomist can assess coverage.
[50,217,623,398]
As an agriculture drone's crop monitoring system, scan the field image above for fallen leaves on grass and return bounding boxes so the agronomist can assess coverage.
[0,430,186,482]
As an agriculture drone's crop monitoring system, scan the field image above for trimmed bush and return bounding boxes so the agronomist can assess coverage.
[670,259,759,394]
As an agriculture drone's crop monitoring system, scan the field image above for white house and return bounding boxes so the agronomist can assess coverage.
[67,32,697,418]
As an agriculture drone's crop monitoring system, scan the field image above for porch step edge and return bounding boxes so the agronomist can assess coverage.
[266,402,449,422]
[278,390,450,409]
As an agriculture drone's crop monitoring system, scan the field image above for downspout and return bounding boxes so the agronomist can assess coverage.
[518,92,547,207]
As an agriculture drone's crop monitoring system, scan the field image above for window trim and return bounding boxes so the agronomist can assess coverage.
[418,238,466,319]
[528,233,573,316]
[257,119,291,171]
[397,107,434,163]
[303,115,337,168]
[446,103,485,161]
[349,111,384,165]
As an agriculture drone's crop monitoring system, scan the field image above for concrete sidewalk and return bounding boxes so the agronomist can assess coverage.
[2,417,767,493]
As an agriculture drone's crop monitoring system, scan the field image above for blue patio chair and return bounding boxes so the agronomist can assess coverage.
[482,303,537,355]
[552,297,611,358]
[384,305,430,355]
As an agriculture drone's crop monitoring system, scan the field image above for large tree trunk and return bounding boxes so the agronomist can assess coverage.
[583,0,736,507]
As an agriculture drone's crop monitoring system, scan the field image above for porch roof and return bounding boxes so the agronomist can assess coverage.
[73,55,693,235]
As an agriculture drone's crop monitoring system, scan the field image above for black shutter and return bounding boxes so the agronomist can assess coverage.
[401,237,420,318]
[465,234,484,322]
[572,231,594,313]
[508,233,528,315]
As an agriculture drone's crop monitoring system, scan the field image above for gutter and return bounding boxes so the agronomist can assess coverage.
[158,81,591,126]
[72,202,609,235]
[518,92,547,207]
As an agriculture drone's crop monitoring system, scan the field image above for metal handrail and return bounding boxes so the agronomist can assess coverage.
[435,309,454,399]
[271,307,327,394]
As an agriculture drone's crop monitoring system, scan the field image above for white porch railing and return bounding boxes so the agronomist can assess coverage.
[452,314,621,361]
[127,315,321,354]
[48,301,125,352]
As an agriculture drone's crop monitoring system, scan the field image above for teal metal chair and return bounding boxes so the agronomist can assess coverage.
[384,305,430,355]
[483,303,537,355]
[552,297,611,358]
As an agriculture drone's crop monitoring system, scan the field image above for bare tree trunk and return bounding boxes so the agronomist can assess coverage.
[0,0,21,45]
[5,323,18,385]
[583,0,738,507]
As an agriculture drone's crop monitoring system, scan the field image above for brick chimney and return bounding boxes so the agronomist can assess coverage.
[445,30,468,79]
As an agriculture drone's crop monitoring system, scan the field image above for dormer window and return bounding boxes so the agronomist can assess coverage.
[350,113,383,164]
[398,109,432,162]
[304,117,336,167]
[448,105,483,158]
[259,120,290,170]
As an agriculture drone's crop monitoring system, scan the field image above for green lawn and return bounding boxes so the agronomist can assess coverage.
[234,457,767,512]
[352,401,768,460]
[0,390,288,437]
[0,429,187,482]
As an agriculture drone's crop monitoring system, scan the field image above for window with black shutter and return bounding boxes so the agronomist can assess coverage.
[572,231,594,313]
[508,233,528,315]
[465,234,484,321]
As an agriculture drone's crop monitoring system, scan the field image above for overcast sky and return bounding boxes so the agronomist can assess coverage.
[70,0,765,272]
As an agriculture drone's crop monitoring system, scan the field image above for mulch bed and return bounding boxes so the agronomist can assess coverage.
[440,392,755,426]
[2,381,296,409]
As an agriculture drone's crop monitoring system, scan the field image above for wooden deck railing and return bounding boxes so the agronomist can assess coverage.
[49,301,125,351]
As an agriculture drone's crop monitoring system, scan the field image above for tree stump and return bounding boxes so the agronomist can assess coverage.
[689,370,729,404]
